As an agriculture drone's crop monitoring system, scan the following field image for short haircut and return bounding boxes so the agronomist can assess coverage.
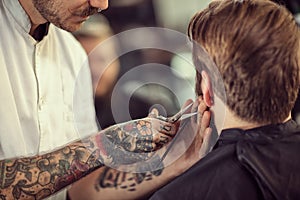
[188,0,300,124]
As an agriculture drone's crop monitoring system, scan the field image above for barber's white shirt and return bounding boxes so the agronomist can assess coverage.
[0,0,98,199]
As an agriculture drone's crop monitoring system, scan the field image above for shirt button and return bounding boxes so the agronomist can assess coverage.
[38,98,45,110]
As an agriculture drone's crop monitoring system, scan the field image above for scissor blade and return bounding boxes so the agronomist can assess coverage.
[180,112,198,121]
[169,102,194,122]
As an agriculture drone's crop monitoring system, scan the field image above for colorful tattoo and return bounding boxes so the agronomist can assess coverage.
[0,144,103,199]
[104,120,155,153]
[0,118,173,199]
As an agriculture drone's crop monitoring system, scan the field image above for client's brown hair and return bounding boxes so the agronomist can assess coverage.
[189,0,300,124]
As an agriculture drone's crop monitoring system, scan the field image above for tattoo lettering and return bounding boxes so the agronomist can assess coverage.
[95,155,164,193]
[95,167,163,192]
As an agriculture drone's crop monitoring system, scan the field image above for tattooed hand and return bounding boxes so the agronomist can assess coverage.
[103,118,176,153]
[91,116,177,168]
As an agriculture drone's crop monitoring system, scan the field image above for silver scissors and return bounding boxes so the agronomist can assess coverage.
[156,102,196,123]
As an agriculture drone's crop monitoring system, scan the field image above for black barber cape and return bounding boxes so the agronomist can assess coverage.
[150,120,300,200]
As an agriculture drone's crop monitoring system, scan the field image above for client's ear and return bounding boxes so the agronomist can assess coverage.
[201,70,213,107]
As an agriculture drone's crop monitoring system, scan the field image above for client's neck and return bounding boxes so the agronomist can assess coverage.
[223,108,292,130]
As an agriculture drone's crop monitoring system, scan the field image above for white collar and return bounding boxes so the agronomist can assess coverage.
[3,0,32,34]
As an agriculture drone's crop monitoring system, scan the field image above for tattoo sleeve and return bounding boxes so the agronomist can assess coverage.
[0,139,103,199]
[0,119,173,199]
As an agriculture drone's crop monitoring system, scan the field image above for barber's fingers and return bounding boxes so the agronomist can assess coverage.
[199,110,211,138]
[197,96,208,122]
[151,118,177,137]
[198,96,208,115]
[199,127,213,158]
[153,133,172,145]
[134,133,172,152]
[190,109,211,154]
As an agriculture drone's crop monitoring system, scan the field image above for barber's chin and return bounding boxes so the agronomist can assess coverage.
[74,18,89,30]
[62,22,84,32]
[72,15,89,23]
[59,16,89,32]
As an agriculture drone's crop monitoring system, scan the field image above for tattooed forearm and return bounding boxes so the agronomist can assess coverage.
[0,141,103,199]
[0,118,174,199]
[95,166,163,193]
[94,154,164,194]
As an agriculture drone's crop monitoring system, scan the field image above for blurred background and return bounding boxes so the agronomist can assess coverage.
[74,0,300,129]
